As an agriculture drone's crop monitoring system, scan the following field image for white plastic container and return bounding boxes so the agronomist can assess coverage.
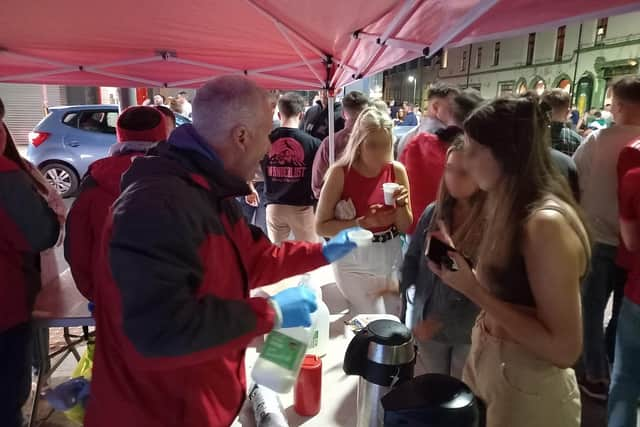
[251,275,317,393]
[306,282,330,358]
[382,182,400,205]
[249,383,290,427]
[347,229,374,247]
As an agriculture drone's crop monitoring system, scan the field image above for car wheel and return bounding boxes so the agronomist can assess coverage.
[41,163,79,198]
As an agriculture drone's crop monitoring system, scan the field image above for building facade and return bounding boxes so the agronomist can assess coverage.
[384,11,640,114]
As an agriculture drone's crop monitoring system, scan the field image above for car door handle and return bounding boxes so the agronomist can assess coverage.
[67,141,81,147]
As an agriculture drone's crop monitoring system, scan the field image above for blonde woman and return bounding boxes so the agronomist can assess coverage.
[315,107,412,315]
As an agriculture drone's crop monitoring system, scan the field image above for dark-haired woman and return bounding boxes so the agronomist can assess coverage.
[0,98,60,427]
[430,97,590,426]
[400,135,485,378]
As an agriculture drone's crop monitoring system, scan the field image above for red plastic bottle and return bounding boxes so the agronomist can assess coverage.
[294,355,322,416]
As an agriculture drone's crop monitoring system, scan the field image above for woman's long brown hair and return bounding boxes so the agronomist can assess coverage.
[463,95,590,277]
[429,136,486,262]
[1,98,50,194]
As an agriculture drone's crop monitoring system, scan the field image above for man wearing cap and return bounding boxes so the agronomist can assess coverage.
[84,76,359,427]
[64,106,169,301]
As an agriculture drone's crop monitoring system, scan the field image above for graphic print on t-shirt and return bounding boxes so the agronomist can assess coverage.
[267,137,306,182]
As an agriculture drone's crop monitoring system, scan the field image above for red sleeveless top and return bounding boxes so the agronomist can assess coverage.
[341,163,396,233]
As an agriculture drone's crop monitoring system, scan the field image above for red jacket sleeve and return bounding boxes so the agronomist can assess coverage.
[64,181,101,301]
[230,218,327,290]
[0,161,59,253]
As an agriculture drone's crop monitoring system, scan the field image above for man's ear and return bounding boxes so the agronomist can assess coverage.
[231,124,249,152]
[278,111,282,121]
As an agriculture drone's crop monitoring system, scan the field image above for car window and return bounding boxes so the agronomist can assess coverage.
[105,112,118,134]
[77,110,117,134]
[63,112,79,128]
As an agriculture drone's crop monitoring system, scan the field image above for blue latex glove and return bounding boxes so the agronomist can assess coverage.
[322,227,360,263]
[271,287,317,328]
[44,378,91,410]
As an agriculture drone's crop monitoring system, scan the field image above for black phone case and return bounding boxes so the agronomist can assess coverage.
[426,236,457,270]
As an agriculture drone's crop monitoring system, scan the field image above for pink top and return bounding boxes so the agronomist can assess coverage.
[341,163,395,233]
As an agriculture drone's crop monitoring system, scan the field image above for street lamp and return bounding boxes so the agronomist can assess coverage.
[408,76,416,105]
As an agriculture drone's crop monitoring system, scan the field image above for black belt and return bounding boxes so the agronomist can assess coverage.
[372,226,399,243]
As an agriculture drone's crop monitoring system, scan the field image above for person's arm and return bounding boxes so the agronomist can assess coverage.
[400,205,433,293]
[64,176,102,301]
[109,185,276,369]
[311,139,329,199]
[226,216,327,290]
[619,168,640,252]
[572,132,594,199]
[430,209,586,368]
[392,161,413,233]
[0,166,59,253]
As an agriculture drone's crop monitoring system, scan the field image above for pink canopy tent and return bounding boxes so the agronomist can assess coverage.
[2,0,640,91]
[2,0,640,161]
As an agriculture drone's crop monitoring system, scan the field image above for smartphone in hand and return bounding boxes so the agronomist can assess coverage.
[425,236,473,271]
[425,236,458,271]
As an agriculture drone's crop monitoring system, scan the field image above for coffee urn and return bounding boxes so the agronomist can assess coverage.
[343,319,416,427]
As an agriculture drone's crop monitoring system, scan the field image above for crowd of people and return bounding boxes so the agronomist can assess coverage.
[141,91,193,118]
[1,74,640,427]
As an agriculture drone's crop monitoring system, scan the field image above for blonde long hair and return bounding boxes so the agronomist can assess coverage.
[332,107,393,170]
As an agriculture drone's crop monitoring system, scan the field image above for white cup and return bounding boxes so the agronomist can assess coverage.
[382,182,400,206]
[347,229,374,247]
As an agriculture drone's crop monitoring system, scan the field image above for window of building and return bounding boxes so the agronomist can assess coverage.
[493,42,501,66]
[526,33,536,65]
[499,82,513,95]
[555,26,566,62]
[476,47,482,69]
[596,17,608,44]
[442,49,449,69]
[460,50,467,71]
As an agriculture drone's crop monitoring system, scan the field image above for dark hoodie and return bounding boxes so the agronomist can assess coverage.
[64,141,155,301]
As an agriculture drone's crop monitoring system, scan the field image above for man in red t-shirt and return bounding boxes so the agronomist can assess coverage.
[608,165,640,426]
[399,89,483,234]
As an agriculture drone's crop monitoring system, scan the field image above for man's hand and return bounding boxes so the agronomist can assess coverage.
[271,287,318,328]
[322,227,359,263]
[245,190,259,207]
[413,317,443,341]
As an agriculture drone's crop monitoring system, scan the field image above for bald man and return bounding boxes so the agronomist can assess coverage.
[85,76,357,427]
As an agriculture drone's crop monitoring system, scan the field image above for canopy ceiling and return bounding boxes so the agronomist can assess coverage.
[1,0,639,90]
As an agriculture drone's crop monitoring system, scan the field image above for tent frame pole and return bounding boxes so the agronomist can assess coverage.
[328,93,336,165]
[427,0,499,55]
[245,0,326,60]
[273,21,325,85]
[354,32,427,53]
[354,0,418,79]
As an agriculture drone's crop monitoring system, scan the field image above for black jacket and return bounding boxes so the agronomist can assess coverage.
[301,103,345,140]
[400,204,479,345]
